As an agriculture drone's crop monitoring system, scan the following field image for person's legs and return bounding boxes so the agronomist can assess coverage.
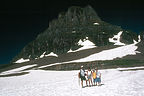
[91,79,93,86]
[86,80,88,86]
[81,80,83,87]
[98,78,101,86]
[93,79,95,85]
[88,79,90,86]
[96,78,101,86]
[94,79,96,85]
[96,78,98,86]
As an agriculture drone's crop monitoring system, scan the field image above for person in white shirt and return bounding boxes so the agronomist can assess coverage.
[95,68,101,86]
[86,67,93,86]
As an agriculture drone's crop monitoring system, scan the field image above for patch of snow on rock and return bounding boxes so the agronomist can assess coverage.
[45,52,58,57]
[15,58,30,63]
[93,22,99,25]
[40,52,46,58]
[109,31,125,45]
[133,40,138,44]
[67,49,73,53]
[72,31,76,33]
[133,35,141,44]
[68,37,96,53]
[138,35,141,42]
[39,63,61,69]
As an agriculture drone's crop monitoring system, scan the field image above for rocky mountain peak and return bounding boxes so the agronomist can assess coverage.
[11,5,139,63]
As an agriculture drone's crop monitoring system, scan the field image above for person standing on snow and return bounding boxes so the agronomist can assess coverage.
[87,67,93,86]
[96,68,101,86]
[92,69,97,86]
[78,66,88,88]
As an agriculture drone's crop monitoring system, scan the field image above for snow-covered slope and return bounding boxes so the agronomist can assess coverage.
[10,35,142,70]
[68,37,96,53]
[0,64,37,75]
[39,42,140,68]
[0,67,144,96]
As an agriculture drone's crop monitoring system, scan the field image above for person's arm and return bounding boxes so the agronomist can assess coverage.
[86,70,88,76]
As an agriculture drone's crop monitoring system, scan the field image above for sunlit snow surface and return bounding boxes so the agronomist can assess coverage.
[40,52,46,58]
[45,52,58,57]
[0,67,144,96]
[15,58,30,63]
[68,37,96,53]
[93,22,99,25]
[109,31,126,45]
[40,52,58,58]
[70,43,138,62]
[0,64,37,75]
[42,43,139,68]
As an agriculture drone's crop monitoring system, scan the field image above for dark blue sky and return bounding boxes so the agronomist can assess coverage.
[0,0,144,64]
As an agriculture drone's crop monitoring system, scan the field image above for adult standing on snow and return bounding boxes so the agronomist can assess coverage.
[87,67,93,86]
[96,68,101,86]
[79,66,87,88]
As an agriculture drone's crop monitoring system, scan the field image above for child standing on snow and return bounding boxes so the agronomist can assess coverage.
[92,69,96,86]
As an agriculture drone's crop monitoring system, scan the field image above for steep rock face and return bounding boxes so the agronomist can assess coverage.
[12,5,138,62]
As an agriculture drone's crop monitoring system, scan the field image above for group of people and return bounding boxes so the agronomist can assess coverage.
[78,66,101,88]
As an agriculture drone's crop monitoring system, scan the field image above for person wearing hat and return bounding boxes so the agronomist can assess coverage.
[79,65,87,88]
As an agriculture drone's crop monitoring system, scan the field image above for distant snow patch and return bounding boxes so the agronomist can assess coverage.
[52,43,139,67]
[109,31,125,45]
[135,51,141,53]
[68,37,96,53]
[77,39,83,45]
[138,35,141,42]
[40,52,46,58]
[0,64,37,75]
[69,43,138,62]
[39,63,61,69]
[28,55,31,58]
[72,30,76,33]
[45,52,58,57]
[78,37,95,46]
[133,40,138,44]
[117,66,144,70]
[93,22,99,25]
[44,43,140,69]
[39,52,58,58]
[67,49,73,53]
[133,35,141,44]
[15,58,30,63]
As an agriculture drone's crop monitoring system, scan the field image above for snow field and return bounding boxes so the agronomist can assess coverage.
[39,43,139,69]
[0,67,144,96]
[0,64,37,75]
